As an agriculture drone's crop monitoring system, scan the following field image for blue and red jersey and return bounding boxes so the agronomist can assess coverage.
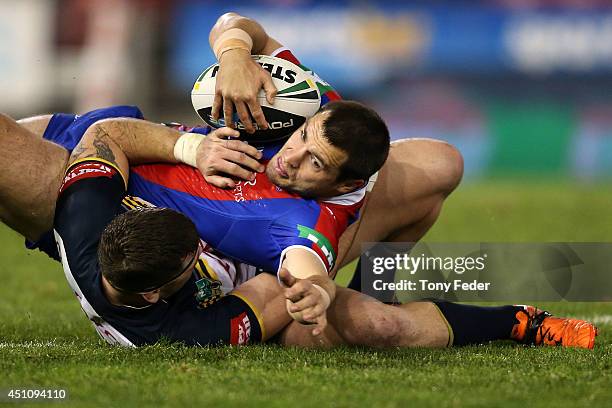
[129,160,363,273]
[40,48,360,273]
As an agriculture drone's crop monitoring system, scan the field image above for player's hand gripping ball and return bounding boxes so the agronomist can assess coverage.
[192,55,322,144]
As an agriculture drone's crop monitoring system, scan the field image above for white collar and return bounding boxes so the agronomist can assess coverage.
[322,185,366,206]
[321,171,378,205]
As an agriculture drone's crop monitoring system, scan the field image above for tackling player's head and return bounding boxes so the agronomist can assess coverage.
[98,208,200,302]
[266,100,390,199]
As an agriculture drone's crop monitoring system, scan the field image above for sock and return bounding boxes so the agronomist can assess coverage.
[432,300,523,346]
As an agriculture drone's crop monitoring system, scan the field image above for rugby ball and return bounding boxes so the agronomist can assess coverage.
[191,55,321,143]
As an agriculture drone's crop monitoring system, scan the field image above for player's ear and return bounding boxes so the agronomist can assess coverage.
[336,179,365,195]
[141,290,161,304]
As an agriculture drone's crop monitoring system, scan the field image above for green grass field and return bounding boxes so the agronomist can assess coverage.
[1,181,611,407]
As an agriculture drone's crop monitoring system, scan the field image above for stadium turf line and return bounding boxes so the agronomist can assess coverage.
[1,181,610,407]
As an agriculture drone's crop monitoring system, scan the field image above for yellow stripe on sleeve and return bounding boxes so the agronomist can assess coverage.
[200,258,219,281]
[194,261,206,280]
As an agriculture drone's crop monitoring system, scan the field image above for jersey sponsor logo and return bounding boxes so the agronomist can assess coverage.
[194,276,223,309]
[210,63,297,84]
[206,114,295,131]
[60,161,117,194]
[233,178,257,203]
[297,224,336,268]
[259,62,297,84]
[230,312,251,345]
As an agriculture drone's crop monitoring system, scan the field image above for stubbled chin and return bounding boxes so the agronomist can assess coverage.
[265,166,277,183]
[265,166,286,190]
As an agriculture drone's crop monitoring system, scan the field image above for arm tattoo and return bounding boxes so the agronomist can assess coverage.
[68,125,118,167]
[70,143,87,161]
[92,127,116,163]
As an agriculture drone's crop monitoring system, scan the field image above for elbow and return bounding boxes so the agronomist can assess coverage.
[443,142,464,195]
[431,141,464,196]
[216,12,242,25]
[210,12,268,55]
[211,12,247,36]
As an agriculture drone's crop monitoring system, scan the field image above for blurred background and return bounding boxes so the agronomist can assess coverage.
[2,0,612,181]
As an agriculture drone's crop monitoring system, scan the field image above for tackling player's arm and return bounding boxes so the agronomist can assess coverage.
[82,118,263,188]
[209,12,283,132]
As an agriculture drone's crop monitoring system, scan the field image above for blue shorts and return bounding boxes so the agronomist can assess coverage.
[42,105,144,151]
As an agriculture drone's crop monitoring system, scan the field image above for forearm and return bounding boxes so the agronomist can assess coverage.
[209,12,269,55]
[92,118,180,165]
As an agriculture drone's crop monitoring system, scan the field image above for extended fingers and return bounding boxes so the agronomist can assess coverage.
[288,292,319,313]
[198,130,263,179]
[262,72,277,105]
[205,174,236,189]
[284,281,311,303]
[212,127,240,139]
[301,303,327,322]
[223,98,235,128]
[311,315,327,337]
[223,150,264,173]
[212,93,223,121]
[209,130,261,159]
[247,99,269,131]
[206,160,254,181]
[234,100,254,133]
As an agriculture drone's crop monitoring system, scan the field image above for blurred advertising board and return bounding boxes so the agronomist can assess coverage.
[168,1,612,179]
[0,0,54,114]
[169,1,612,91]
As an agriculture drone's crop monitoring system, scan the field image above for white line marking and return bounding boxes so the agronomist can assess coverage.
[0,340,81,349]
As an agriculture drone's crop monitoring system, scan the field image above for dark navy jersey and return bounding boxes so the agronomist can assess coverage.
[53,158,262,347]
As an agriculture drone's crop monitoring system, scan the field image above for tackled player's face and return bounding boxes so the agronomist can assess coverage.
[266,112,349,199]
[144,242,203,303]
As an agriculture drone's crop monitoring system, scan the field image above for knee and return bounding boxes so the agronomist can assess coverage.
[390,138,464,196]
[366,311,409,347]
[437,142,464,196]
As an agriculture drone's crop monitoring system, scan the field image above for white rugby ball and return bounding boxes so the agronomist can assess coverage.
[191,55,321,143]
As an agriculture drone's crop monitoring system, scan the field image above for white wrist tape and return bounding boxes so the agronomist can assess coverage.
[313,284,331,310]
[213,28,253,60]
[173,132,205,167]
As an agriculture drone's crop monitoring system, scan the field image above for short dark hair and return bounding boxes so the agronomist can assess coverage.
[98,208,199,293]
[319,100,390,182]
